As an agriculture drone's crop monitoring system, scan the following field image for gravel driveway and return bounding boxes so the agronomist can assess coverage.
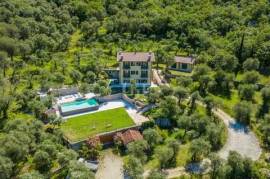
[96,150,124,179]
[214,109,262,160]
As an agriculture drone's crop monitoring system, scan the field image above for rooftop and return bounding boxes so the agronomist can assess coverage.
[175,56,195,64]
[114,129,143,146]
[117,52,155,62]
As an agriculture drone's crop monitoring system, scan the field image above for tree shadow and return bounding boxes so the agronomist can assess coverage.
[228,121,249,133]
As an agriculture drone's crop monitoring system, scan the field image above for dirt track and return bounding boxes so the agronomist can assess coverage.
[96,150,124,179]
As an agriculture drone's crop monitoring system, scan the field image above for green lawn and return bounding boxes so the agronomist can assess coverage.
[61,107,135,142]
[169,70,193,77]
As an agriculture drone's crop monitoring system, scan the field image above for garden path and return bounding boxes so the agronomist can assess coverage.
[96,150,124,179]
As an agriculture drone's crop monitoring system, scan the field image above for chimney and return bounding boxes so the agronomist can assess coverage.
[118,52,123,61]
[148,52,152,61]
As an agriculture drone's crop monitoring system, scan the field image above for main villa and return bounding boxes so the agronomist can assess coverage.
[105,52,155,88]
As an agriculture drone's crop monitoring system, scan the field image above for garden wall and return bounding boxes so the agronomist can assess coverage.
[96,93,123,102]
[66,125,140,150]
[60,105,99,117]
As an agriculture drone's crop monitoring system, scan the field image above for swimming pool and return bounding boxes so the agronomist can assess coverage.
[59,98,99,116]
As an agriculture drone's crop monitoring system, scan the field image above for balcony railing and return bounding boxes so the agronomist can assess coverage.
[123,65,130,69]
[141,65,148,69]
[141,74,148,78]
[123,74,130,78]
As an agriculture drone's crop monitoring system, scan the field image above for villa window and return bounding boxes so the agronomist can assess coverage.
[171,63,177,69]
[141,62,148,69]
[181,63,188,70]
[123,70,130,78]
[137,79,148,83]
[131,62,136,66]
[131,71,138,75]
[141,70,148,78]
[123,62,130,69]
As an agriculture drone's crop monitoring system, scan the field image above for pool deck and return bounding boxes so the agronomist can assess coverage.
[61,99,149,125]
[56,92,95,104]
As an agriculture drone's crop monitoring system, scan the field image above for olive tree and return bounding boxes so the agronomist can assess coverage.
[242,58,260,71]
[124,156,144,179]
[233,101,252,124]
[143,128,162,149]
[238,84,256,101]
[0,51,9,77]
[190,138,211,162]
[68,160,95,179]
[173,87,188,105]
[33,150,52,173]
[127,140,149,163]
[147,170,165,179]
[19,171,44,179]
[0,156,13,179]
[154,146,174,169]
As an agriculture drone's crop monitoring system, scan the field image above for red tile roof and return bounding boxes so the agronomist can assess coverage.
[117,52,155,62]
[114,129,143,146]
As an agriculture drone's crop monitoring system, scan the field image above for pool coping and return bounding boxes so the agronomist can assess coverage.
[60,104,100,117]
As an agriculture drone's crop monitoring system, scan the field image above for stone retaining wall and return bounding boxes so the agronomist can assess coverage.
[96,93,123,102]
[67,125,140,150]
[60,105,99,117]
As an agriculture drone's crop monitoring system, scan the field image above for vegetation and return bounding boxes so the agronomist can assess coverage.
[0,0,270,178]
[0,119,92,178]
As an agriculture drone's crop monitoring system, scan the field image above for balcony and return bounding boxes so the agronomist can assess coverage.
[141,74,148,78]
[141,65,148,69]
[141,71,148,78]
[123,65,130,69]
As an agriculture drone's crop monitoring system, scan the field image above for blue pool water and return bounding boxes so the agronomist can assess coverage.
[60,98,98,113]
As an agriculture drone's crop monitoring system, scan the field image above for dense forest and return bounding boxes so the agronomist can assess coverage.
[0,0,270,178]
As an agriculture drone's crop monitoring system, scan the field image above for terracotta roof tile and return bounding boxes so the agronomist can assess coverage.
[114,129,143,145]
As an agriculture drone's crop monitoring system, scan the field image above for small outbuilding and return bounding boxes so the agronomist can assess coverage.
[170,56,196,72]
[114,129,143,146]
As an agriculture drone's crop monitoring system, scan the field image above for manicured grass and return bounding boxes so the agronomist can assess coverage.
[169,70,193,77]
[61,107,135,142]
